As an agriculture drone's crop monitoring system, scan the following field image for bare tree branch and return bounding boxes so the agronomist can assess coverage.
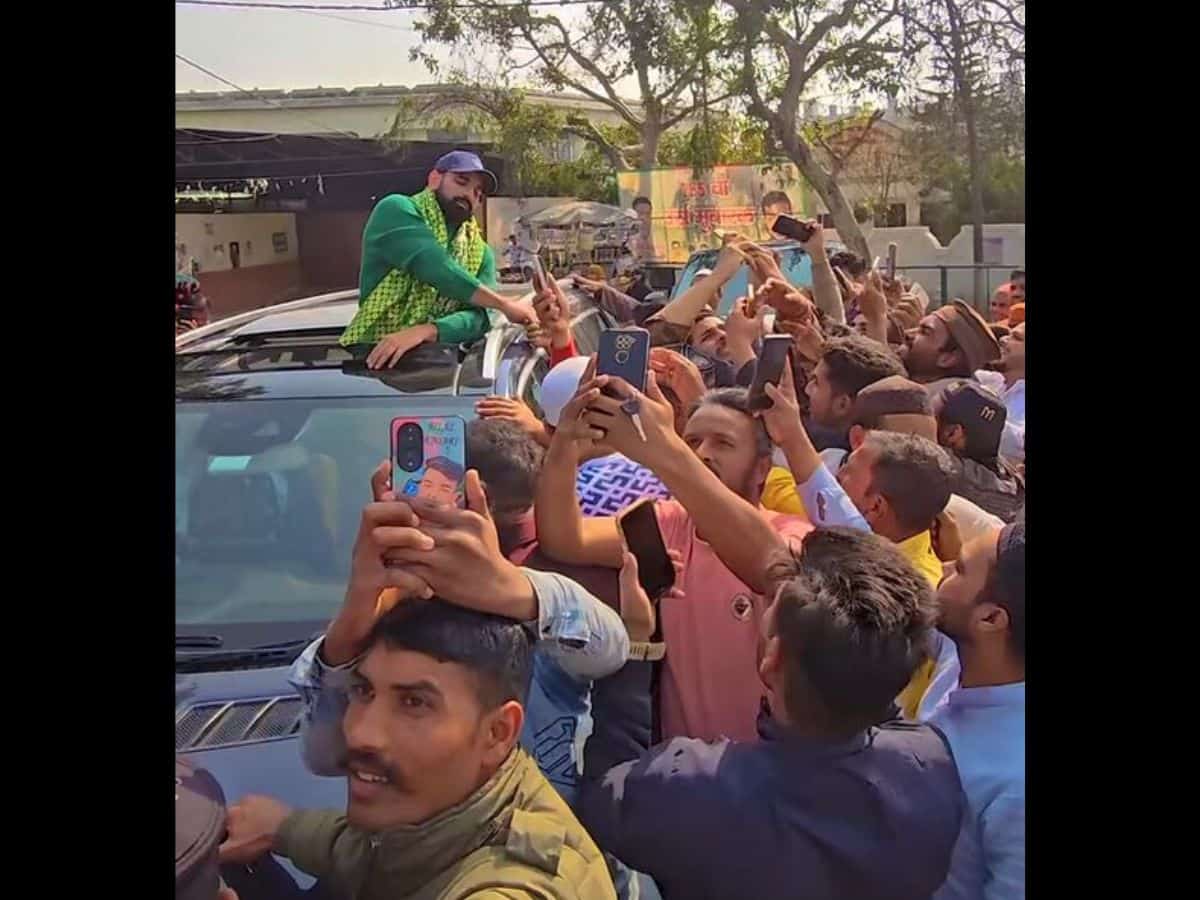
[509,11,643,127]
[979,0,1024,33]
[797,0,864,58]
[563,117,635,170]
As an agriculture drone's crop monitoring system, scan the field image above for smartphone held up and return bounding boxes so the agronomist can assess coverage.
[391,416,467,509]
[596,327,651,396]
[770,214,816,243]
[617,499,676,602]
[747,334,794,411]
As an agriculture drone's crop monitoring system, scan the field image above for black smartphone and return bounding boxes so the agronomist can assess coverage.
[770,214,816,242]
[617,499,676,601]
[886,242,898,280]
[597,327,651,396]
[747,334,794,411]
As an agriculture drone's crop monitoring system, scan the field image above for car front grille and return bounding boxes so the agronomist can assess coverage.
[176,696,304,751]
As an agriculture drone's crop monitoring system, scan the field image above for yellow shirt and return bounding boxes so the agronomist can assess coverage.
[761,466,808,518]
[894,529,942,719]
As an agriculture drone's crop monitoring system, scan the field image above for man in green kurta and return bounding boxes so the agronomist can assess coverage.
[341,150,536,369]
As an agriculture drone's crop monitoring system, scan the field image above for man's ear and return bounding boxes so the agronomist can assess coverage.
[943,423,966,452]
[758,635,784,697]
[832,393,854,421]
[974,602,1011,639]
[848,425,866,450]
[938,346,965,372]
[861,491,887,527]
[427,169,443,191]
[481,700,524,769]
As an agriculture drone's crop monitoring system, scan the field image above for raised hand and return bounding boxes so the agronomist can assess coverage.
[581,372,677,468]
[759,356,805,449]
[726,296,768,348]
[387,470,538,621]
[474,395,549,445]
[649,347,706,415]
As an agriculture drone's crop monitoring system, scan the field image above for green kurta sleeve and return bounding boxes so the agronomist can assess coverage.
[431,245,499,344]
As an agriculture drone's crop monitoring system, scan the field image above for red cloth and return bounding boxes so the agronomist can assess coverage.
[549,334,578,368]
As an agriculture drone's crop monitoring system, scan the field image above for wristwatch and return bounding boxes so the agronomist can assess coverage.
[627,641,666,662]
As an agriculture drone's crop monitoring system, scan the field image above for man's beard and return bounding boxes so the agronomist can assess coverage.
[436,188,473,227]
[708,460,758,503]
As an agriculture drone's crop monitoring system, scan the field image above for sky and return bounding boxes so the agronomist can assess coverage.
[175,3,610,95]
[175,2,856,110]
[176,6,438,92]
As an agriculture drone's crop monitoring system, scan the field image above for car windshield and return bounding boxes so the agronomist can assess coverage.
[176,396,431,630]
[673,247,815,317]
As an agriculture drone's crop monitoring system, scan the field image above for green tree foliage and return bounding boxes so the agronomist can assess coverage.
[718,0,919,259]
[397,0,731,168]
[901,0,1024,254]
[384,84,619,200]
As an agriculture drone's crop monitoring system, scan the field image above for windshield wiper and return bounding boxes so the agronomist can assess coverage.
[175,634,223,649]
[174,636,317,673]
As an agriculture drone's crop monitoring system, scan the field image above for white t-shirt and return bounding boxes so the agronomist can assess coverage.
[976,370,1025,463]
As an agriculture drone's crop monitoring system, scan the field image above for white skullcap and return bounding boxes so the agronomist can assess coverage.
[539,355,592,427]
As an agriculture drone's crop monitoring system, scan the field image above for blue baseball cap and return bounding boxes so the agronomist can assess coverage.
[433,150,498,195]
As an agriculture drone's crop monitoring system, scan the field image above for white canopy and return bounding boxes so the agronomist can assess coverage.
[518,201,637,228]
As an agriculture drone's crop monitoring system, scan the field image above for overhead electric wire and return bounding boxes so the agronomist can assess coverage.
[177,1,599,11]
[175,52,384,152]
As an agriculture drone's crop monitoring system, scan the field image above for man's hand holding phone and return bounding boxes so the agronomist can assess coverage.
[536,277,574,349]
[551,363,609,454]
[324,462,435,665]
[617,548,685,643]
[580,371,678,470]
[797,219,826,256]
[758,357,806,450]
[389,470,538,622]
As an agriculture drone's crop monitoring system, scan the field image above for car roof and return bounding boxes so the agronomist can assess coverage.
[176,289,361,353]
[176,281,595,404]
[228,299,359,337]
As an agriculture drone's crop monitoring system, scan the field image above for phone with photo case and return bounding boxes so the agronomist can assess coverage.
[390,416,467,508]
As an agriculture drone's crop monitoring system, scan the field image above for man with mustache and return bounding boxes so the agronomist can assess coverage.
[899,300,1001,399]
[218,469,619,900]
[340,150,536,370]
[536,375,811,744]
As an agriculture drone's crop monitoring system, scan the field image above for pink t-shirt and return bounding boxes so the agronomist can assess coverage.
[654,499,812,743]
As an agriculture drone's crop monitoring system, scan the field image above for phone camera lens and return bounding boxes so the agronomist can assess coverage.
[396,423,425,472]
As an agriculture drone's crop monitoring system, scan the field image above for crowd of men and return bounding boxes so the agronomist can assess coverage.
[204,151,1026,900]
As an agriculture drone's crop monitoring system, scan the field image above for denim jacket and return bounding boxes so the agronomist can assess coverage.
[289,567,629,806]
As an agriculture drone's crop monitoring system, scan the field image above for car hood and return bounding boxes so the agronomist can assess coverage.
[176,667,345,811]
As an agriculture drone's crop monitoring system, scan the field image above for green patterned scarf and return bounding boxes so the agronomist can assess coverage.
[340,188,487,345]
